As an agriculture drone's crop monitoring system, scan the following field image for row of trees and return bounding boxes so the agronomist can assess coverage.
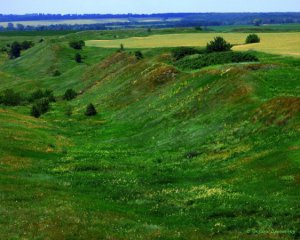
[0,88,97,118]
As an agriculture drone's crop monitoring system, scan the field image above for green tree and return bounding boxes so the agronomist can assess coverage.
[30,98,50,118]
[85,103,97,116]
[246,34,261,44]
[63,89,77,101]
[206,37,232,53]
[69,40,85,50]
[135,51,143,60]
[9,41,22,59]
[31,105,41,118]
[21,41,34,50]
[120,44,124,51]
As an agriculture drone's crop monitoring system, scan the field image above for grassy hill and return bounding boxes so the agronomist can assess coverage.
[0,29,299,239]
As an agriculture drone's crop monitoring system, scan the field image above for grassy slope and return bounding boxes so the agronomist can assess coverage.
[0,32,300,239]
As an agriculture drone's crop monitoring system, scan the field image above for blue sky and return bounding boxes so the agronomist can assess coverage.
[1,0,300,14]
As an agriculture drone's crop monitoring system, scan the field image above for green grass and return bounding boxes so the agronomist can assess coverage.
[0,29,299,239]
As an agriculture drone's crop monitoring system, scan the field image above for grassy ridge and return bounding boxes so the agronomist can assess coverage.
[0,31,300,239]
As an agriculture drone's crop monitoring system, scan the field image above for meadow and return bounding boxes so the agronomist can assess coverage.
[86,32,300,56]
[0,27,299,239]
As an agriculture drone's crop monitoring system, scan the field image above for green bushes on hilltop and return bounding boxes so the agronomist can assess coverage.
[171,47,202,60]
[175,51,258,70]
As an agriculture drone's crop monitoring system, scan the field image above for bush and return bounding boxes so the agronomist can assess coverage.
[31,98,50,118]
[75,53,82,63]
[171,47,201,61]
[31,105,41,118]
[206,37,232,52]
[69,40,85,50]
[21,40,34,50]
[246,34,261,44]
[135,51,143,60]
[29,89,55,103]
[9,41,22,59]
[63,89,77,101]
[0,89,22,106]
[175,51,258,70]
[85,103,97,116]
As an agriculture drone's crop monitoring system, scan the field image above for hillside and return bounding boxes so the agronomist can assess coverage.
[0,30,300,239]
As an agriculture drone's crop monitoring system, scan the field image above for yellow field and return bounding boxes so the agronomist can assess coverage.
[86,32,300,56]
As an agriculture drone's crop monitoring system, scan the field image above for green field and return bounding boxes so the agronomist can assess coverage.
[86,32,300,56]
[0,28,299,239]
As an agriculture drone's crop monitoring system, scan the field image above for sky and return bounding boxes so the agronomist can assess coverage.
[1,0,300,14]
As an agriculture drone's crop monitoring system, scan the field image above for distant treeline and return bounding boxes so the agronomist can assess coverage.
[0,12,300,31]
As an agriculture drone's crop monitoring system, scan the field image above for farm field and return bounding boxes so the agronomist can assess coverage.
[0,27,299,239]
[86,32,300,56]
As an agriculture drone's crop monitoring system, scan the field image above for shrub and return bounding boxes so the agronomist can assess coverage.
[75,53,82,63]
[31,105,41,118]
[63,89,77,101]
[246,34,261,44]
[171,47,201,60]
[31,98,50,118]
[69,40,85,50]
[9,41,22,59]
[206,37,232,52]
[21,40,34,50]
[175,51,258,70]
[85,103,97,116]
[0,89,22,106]
[29,89,55,103]
[44,89,56,102]
[135,51,143,60]
[120,44,124,51]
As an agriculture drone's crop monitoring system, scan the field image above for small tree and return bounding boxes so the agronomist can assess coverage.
[246,34,260,44]
[21,41,34,50]
[120,44,124,51]
[31,105,41,118]
[69,40,85,50]
[206,37,232,53]
[85,103,97,116]
[9,41,22,59]
[75,53,82,63]
[31,98,50,118]
[63,89,77,101]
[135,51,143,60]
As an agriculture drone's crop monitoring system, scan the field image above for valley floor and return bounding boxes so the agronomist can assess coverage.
[0,30,300,239]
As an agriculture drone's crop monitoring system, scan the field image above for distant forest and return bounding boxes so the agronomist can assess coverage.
[0,13,300,31]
